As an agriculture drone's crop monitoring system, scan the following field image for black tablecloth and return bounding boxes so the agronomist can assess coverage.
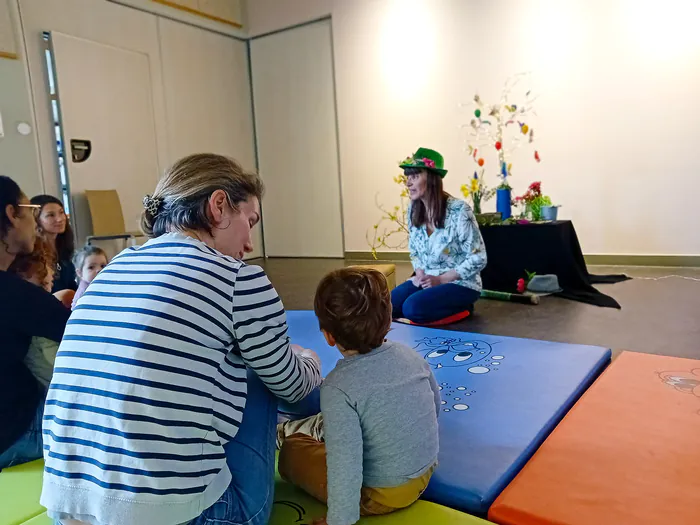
[479,221,629,308]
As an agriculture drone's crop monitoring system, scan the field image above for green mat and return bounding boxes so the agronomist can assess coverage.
[270,475,492,525]
[18,515,50,525]
[0,460,45,525]
[0,460,492,525]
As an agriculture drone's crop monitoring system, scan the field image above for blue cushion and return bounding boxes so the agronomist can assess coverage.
[285,311,611,516]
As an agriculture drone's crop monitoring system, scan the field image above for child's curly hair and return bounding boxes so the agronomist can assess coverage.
[314,267,392,354]
[8,237,57,287]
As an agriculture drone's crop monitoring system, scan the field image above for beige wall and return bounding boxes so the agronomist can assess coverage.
[4,0,259,244]
[246,0,330,36]
[19,0,171,200]
[0,58,42,196]
[245,0,700,256]
[158,17,263,257]
[0,0,42,196]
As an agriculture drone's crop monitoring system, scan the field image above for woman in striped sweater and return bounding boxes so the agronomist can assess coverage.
[41,154,323,525]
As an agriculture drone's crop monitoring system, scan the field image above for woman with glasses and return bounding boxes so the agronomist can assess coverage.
[30,195,76,293]
[0,176,70,469]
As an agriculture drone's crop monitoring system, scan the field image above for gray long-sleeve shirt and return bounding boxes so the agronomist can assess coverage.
[320,340,440,525]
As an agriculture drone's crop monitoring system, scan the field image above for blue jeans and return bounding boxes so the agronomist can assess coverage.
[190,369,278,525]
[0,392,45,471]
[391,281,480,323]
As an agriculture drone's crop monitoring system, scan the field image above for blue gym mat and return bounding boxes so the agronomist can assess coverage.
[283,311,611,516]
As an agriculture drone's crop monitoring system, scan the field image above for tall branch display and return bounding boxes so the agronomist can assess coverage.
[367,74,543,258]
[462,73,541,219]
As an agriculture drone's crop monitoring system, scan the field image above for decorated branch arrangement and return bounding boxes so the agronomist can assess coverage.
[367,74,557,257]
[366,174,410,258]
[462,72,541,192]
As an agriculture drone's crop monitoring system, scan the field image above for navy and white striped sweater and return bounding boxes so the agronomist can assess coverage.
[40,232,321,525]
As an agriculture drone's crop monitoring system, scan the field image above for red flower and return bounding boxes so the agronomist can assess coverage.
[422,158,436,168]
[495,141,502,150]
[517,278,526,293]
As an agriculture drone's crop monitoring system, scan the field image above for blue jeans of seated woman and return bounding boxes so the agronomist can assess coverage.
[391,281,480,323]
[189,369,278,525]
[0,390,45,471]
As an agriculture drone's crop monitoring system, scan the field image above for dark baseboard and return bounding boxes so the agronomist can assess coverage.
[584,254,700,267]
[345,251,700,267]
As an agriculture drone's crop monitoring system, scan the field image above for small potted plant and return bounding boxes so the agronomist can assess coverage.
[517,181,555,221]
[540,202,560,221]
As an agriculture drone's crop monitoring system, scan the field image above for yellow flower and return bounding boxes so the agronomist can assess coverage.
[471,179,479,193]
[461,184,470,198]
[373,224,379,229]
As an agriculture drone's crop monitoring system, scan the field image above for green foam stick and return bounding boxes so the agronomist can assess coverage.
[480,289,540,305]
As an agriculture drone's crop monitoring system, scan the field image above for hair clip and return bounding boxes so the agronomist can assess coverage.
[143,194,163,217]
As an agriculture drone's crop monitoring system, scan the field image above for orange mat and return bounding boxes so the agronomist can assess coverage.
[489,351,700,525]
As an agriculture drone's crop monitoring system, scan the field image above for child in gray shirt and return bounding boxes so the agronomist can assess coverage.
[278,267,440,525]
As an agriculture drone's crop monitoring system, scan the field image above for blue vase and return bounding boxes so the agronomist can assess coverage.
[496,188,512,220]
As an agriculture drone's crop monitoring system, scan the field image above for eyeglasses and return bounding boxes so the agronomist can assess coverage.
[18,204,41,210]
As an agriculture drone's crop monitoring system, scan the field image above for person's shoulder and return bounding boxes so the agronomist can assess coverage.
[235,263,271,285]
[0,270,29,290]
[385,339,429,366]
[447,196,468,211]
[385,339,418,356]
[447,197,475,220]
[132,233,244,269]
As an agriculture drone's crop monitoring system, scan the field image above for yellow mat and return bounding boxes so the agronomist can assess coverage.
[0,460,45,525]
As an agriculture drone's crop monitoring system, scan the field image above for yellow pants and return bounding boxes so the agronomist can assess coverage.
[278,431,434,516]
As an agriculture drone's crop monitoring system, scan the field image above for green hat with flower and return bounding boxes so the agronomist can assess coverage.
[399,147,448,178]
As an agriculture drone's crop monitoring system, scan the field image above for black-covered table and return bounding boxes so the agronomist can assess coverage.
[479,220,628,308]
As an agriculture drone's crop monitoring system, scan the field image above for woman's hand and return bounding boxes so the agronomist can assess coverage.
[291,344,322,369]
[411,268,426,287]
[419,275,443,289]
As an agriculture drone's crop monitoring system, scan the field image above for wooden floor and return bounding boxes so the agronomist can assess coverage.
[254,258,700,360]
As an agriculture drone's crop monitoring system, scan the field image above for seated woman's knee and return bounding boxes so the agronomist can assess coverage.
[401,293,430,322]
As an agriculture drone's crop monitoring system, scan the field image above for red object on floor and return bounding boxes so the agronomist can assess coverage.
[394,309,471,327]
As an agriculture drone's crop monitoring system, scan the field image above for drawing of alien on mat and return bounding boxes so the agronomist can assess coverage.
[658,368,700,415]
[414,336,506,413]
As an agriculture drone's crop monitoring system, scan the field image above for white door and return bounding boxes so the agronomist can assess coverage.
[250,19,344,257]
[157,18,262,259]
[50,32,160,247]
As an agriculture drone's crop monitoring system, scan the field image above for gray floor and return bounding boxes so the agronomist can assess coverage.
[255,258,700,361]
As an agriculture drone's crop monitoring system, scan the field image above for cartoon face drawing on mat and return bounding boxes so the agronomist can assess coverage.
[658,369,700,414]
[415,337,498,373]
[272,500,309,524]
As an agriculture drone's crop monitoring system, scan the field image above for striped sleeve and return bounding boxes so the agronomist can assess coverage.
[231,265,321,403]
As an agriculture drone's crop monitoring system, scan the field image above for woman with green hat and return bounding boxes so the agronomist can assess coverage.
[392,147,487,323]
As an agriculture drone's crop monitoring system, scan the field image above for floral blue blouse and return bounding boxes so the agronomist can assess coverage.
[408,197,487,291]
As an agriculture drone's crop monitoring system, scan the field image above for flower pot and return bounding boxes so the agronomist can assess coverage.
[541,205,559,221]
[496,188,512,220]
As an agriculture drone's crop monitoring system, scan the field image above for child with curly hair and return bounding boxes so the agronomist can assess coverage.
[9,237,67,386]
